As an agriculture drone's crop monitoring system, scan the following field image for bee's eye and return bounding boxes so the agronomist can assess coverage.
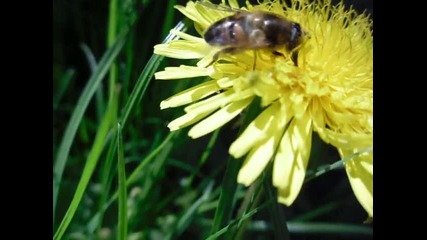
[286,22,303,51]
[215,28,223,37]
[290,23,302,41]
[204,26,219,43]
[204,25,229,45]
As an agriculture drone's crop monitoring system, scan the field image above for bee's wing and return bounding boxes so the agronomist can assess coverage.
[197,1,244,13]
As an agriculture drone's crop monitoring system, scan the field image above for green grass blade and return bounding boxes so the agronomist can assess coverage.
[95,126,118,234]
[166,181,214,239]
[117,123,128,240]
[291,201,342,222]
[53,32,127,224]
[107,0,118,104]
[186,129,220,188]
[53,87,119,240]
[86,19,190,235]
[232,179,263,240]
[263,172,289,240]
[232,175,271,240]
[119,19,190,127]
[107,0,118,47]
[209,156,241,237]
[210,98,262,237]
[305,146,373,182]
[161,0,177,39]
[86,131,179,234]
[207,200,271,240]
[80,43,98,73]
[53,68,75,110]
[123,29,135,103]
[287,222,372,236]
[126,130,179,186]
[80,43,105,124]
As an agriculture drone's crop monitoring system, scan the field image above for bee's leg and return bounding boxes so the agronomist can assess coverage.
[272,50,298,66]
[291,52,299,66]
[271,51,284,63]
[272,51,284,57]
[205,47,237,66]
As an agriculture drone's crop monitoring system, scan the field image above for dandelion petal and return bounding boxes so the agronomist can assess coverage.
[188,97,253,139]
[230,102,283,158]
[167,110,215,131]
[237,110,288,186]
[274,113,313,206]
[237,138,275,186]
[154,42,208,59]
[160,80,219,109]
[341,149,373,217]
[155,65,212,80]
[185,89,253,114]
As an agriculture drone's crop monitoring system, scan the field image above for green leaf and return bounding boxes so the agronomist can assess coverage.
[80,43,105,122]
[166,182,214,239]
[161,0,177,39]
[119,19,190,127]
[95,127,118,233]
[85,18,191,236]
[186,129,220,188]
[117,123,128,240]
[287,222,372,236]
[207,200,271,240]
[53,68,75,110]
[291,201,342,222]
[210,98,261,238]
[53,86,119,240]
[232,178,263,240]
[263,170,290,240]
[86,131,179,234]
[53,31,127,225]
[304,146,373,183]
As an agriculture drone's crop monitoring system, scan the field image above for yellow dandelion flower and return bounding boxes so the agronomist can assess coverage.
[154,0,373,217]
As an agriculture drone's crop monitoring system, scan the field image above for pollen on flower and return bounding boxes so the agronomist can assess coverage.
[154,0,373,217]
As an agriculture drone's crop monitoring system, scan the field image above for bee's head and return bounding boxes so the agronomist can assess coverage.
[288,22,303,51]
[204,25,224,45]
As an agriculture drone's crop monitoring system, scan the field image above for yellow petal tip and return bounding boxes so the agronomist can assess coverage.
[188,128,203,139]
[160,101,170,110]
[237,174,252,187]
[228,145,241,159]
[167,123,180,131]
[277,193,293,206]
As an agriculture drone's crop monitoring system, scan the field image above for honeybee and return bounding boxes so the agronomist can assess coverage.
[201,2,306,66]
